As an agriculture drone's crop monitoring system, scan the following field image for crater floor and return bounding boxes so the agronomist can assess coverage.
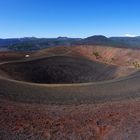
[0,56,120,84]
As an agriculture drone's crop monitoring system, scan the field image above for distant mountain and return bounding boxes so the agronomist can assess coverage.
[110,36,140,48]
[75,35,140,48]
[0,38,20,47]
[0,36,140,51]
[0,37,81,51]
[74,35,112,45]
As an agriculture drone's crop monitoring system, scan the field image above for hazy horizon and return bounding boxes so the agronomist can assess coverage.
[1,34,140,39]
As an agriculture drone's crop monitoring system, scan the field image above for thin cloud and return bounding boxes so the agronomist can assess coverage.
[125,34,137,37]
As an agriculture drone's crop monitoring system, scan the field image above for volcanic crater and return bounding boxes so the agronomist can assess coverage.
[0,56,121,84]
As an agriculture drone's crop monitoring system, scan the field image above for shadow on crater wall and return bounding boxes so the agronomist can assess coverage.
[0,56,119,84]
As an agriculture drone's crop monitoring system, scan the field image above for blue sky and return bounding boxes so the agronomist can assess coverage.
[0,0,140,38]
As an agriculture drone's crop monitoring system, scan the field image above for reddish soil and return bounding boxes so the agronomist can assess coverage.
[69,46,140,67]
[0,52,27,62]
[1,46,140,68]
[0,98,140,140]
[32,45,140,68]
[0,46,140,139]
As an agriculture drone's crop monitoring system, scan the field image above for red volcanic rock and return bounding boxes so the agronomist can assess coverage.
[0,98,140,140]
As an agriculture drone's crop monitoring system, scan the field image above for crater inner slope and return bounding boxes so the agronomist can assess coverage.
[0,56,120,84]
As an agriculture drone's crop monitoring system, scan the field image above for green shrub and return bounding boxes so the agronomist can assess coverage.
[93,51,100,59]
[133,61,140,68]
[111,58,115,61]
